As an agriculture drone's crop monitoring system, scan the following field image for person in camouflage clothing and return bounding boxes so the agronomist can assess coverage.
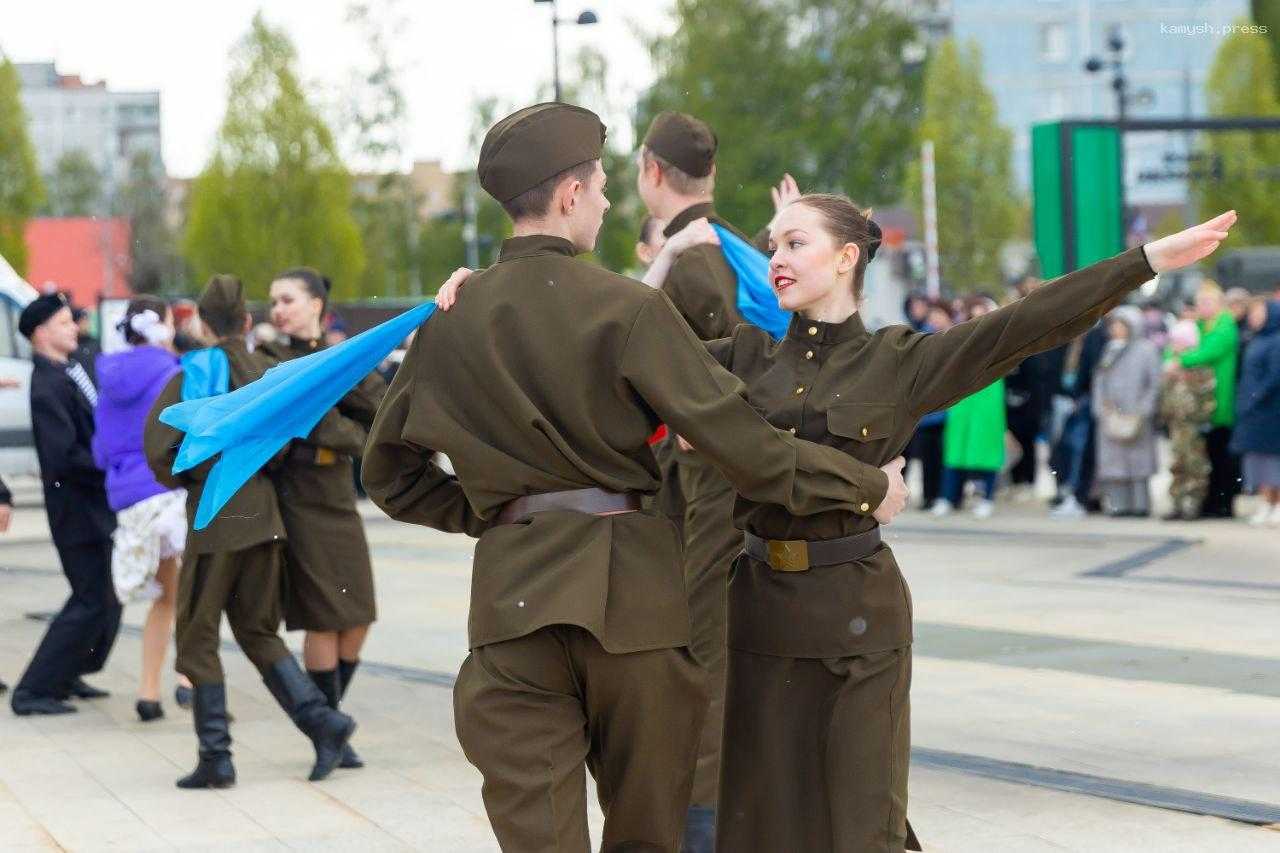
[1161,319,1217,520]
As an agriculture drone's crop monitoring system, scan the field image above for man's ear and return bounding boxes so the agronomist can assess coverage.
[561,177,582,216]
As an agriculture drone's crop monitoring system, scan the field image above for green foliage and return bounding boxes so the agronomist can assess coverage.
[1195,21,1280,246]
[183,13,365,300]
[1252,0,1280,91]
[43,149,104,217]
[906,38,1024,293]
[0,57,44,275]
[641,0,923,232]
[115,150,181,293]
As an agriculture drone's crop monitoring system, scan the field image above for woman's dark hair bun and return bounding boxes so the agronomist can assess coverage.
[866,219,883,260]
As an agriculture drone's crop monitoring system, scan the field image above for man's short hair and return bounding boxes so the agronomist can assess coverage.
[501,160,599,221]
[641,146,713,197]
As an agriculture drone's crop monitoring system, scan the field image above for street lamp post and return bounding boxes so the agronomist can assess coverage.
[1084,26,1154,244]
[534,0,598,101]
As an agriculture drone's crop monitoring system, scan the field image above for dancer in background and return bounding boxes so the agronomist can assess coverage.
[92,296,194,720]
[261,267,386,771]
[10,295,120,716]
[145,276,355,788]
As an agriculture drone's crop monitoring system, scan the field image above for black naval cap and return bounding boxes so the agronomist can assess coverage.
[198,274,247,336]
[478,103,607,203]
[18,293,70,339]
[642,111,718,178]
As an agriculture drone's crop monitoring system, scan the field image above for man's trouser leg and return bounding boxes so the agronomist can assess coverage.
[15,540,119,697]
[454,625,706,853]
[677,457,740,815]
[224,542,291,676]
[176,543,290,686]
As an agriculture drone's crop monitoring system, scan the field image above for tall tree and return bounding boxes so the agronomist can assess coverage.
[344,0,421,298]
[114,150,179,293]
[0,56,44,275]
[1195,22,1280,247]
[1252,0,1280,92]
[43,149,105,217]
[641,0,922,232]
[183,13,364,300]
[906,38,1023,292]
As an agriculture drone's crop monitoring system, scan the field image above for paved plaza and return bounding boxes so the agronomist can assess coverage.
[2,474,1279,851]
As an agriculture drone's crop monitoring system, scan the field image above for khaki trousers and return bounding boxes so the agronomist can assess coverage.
[454,625,707,852]
[175,541,290,685]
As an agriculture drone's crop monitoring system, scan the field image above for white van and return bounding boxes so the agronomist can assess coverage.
[0,252,39,478]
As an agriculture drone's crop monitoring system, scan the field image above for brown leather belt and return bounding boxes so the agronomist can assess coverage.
[743,528,882,572]
[495,488,643,525]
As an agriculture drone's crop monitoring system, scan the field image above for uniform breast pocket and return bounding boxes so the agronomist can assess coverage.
[826,402,896,445]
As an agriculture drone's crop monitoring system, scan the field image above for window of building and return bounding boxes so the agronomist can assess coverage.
[1039,22,1069,62]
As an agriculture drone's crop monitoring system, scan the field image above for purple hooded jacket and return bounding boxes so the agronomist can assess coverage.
[92,346,182,512]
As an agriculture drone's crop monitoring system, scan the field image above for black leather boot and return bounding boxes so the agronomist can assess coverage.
[337,659,364,769]
[310,666,363,770]
[264,657,355,782]
[176,684,235,789]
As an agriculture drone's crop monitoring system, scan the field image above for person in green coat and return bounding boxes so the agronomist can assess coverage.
[932,297,1007,519]
[1174,281,1240,517]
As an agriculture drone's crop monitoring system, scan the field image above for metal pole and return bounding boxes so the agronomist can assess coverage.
[551,0,562,101]
[921,140,941,298]
[1113,55,1127,245]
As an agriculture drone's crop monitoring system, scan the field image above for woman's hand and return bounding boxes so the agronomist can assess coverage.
[434,267,475,312]
[1143,211,1236,273]
[664,217,720,256]
[642,220,720,289]
[770,173,801,213]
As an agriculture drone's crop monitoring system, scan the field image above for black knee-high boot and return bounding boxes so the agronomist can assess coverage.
[263,657,355,782]
[176,683,236,789]
[310,664,363,769]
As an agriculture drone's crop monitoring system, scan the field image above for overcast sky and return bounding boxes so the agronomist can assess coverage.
[3,0,671,177]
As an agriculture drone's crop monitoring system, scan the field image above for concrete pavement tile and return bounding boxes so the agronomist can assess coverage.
[16,794,169,850]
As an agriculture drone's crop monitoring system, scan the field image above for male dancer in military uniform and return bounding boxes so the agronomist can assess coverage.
[362,103,906,852]
[145,276,355,788]
[635,110,756,847]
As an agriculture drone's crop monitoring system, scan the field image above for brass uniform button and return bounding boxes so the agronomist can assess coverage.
[805,350,814,359]
[860,502,870,512]
[795,386,805,395]
[861,426,869,437]
[808,326,818,336]
[788,427,797,434]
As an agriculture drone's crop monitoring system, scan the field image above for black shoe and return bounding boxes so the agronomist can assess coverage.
[176,684,235,789]
[68,678,110,700]
[264,657,355,782]
[310,666,364,770]
[174,684,193,709]
[0,678,8,695]
[11,689,77,716]
[137,700,164,722]
[336,660,365,770]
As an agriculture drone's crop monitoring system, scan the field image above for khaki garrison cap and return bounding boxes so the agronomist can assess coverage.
[198,275,247,335]
[642,111,717,178]
[478,103,607,203]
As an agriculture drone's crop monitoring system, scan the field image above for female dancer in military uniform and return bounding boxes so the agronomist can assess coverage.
[260,267,386,769]
[701,199,1234,851]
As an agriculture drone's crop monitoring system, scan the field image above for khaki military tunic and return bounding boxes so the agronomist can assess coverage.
[144,337,290,686]
[709,247,1156,852]
[259,337,385,633]
[362,234,889,853]
[660,201,755,810]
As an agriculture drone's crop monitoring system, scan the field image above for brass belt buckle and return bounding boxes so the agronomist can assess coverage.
[766,539,810,572]
[314,447,337,466]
